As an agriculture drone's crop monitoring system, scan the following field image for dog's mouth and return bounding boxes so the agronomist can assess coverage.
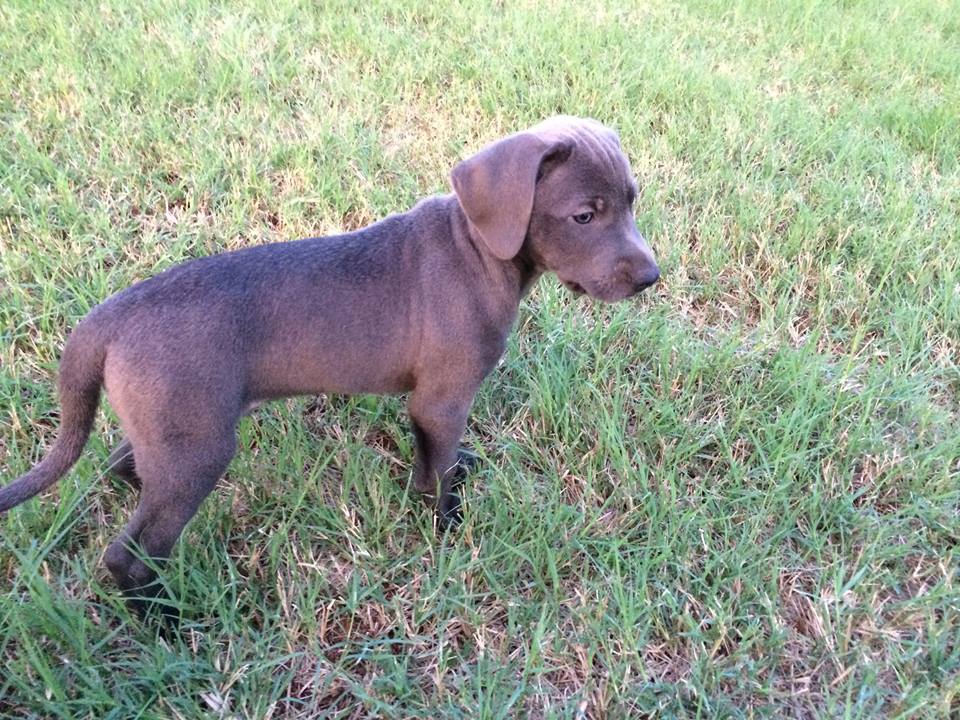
[560,277,645,303]
[561,279,586,295]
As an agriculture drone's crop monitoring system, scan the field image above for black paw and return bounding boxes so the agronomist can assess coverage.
[125,583,182,636]
[435,487,463,533]
[455,448,481,477]
[436,449,479,532]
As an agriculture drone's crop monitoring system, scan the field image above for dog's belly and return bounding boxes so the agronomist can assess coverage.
[248,356,415,400]
[246,333,416,400]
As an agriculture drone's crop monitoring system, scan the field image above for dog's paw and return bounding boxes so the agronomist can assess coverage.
[435,487,463,533]
[455,448,481,477]
[124,583,183,637]
[155,607,184,641]
[434,448,481,532]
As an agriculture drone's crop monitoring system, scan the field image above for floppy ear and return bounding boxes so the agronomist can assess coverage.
[450,132,574,260]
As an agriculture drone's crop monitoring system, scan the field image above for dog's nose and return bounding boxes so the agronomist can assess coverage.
[633,264,660,293]
[627,229,659,293]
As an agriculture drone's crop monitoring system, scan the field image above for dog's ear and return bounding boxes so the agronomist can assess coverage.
[450,133,574,260]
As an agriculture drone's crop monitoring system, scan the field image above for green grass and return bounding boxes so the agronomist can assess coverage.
[1,0,958,716]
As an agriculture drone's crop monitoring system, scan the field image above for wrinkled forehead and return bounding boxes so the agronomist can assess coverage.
[531,116,634,192]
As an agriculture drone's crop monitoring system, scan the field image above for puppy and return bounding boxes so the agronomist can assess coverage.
[0,116,659,614]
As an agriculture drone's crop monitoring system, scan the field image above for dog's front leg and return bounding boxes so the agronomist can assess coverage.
[408,385,477,529]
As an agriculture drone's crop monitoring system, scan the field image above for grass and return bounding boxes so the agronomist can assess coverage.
[1,0,958,716]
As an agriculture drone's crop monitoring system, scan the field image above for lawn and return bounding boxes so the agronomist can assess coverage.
[1,0,958,717]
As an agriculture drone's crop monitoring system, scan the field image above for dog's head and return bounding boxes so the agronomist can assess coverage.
[451,116,659,302]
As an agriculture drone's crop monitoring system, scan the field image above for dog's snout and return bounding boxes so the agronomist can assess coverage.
[631,249,660,293]
[633,265,660,293]
[627,230,659,292]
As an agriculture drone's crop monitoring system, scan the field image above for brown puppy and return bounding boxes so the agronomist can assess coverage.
[0,116,659,614]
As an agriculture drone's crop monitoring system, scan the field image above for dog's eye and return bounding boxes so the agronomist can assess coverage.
[573,212,594,225]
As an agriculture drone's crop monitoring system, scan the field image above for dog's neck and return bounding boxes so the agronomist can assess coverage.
[512,246,542,297]
[449,195,541,303]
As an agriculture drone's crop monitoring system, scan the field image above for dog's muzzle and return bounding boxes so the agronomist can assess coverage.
[632,264,660,294]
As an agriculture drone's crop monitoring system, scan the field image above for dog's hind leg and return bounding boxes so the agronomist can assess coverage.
[103,431,236,623]
[106,437,140,490]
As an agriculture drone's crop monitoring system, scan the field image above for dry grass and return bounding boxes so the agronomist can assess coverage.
[2,0,959,717]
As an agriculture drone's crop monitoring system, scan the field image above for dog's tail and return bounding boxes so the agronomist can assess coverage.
[0,320,105,512]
